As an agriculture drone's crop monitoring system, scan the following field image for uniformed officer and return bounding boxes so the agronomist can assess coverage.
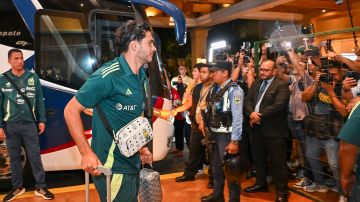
[64,20,154,202]
[201,60,244,202]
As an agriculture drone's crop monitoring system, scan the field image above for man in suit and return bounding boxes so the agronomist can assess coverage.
[244,60,290,202]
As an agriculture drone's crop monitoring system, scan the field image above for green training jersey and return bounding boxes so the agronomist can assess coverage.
[76,55,149,174]
[0,70,46,127]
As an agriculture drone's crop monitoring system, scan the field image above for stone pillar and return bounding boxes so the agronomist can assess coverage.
[190,28,209,66]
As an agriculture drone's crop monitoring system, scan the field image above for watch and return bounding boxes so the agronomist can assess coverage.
[230,140,239,144]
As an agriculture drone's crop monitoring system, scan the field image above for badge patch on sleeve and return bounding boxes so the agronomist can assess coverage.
[234,94,241,104]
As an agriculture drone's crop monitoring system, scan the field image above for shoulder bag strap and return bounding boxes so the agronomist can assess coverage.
[95,105,116,141]
[3,73,37,122]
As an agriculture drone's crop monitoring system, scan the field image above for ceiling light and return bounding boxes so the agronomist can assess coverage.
[322,9,326,13]
[222,4,231,8]
[80,3,84,7]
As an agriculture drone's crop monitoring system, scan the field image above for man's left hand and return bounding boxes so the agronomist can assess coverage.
[38,123,45,134]
[226,141,239,154]
[140,147,153,165]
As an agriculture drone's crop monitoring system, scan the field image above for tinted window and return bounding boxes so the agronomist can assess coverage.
[35,10,96,90]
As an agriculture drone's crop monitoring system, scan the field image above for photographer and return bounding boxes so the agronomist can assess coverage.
[275,48,315,189]
[301,61,348,201]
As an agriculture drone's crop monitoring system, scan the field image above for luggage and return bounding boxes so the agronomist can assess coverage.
[85,166,112,202]
[139,164,162,202]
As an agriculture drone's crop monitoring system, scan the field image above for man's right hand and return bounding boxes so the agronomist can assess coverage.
[81,151,102,176]
[0,128,6,140]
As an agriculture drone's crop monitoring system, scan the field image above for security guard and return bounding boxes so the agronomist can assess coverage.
[201,60,244,202]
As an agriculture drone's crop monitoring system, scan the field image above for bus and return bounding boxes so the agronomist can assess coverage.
[0,0,186,188]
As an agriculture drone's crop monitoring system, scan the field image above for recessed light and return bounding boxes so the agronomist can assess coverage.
[322,9,326,13]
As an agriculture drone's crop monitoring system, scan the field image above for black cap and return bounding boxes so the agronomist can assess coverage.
[208,60,232,73]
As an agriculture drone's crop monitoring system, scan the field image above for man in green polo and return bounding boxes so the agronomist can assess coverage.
[64,20,154,202]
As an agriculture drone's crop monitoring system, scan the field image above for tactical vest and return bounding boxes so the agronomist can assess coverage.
[206,82,236,129]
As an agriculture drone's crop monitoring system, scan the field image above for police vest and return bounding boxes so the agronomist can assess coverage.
[206,82,237,130]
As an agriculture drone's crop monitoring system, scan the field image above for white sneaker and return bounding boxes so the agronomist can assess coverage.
[303,183,329,193]
[339,195,348,202]
[293,178,313,189]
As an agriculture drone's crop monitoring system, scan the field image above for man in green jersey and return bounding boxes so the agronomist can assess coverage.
[64,20,155,202]
[0,49,54,201]
[338,100,360,202]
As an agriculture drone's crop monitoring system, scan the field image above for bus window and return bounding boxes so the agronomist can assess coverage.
[35,10,96,90]
[89,11,134,65]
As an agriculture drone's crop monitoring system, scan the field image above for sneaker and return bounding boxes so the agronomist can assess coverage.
[339,195,348,202]
[303,183,329,193]
[3,187,26,202]
[34,188,54,200]
[293,178,313,189]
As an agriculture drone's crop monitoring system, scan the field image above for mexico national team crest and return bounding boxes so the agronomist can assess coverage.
[28,77,34,86]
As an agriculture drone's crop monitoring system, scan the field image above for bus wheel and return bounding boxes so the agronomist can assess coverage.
[0,141,30,190]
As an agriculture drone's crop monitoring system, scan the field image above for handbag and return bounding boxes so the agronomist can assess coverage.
[96,106,153,157]
[96,75,153,157]
[139,164,162,202]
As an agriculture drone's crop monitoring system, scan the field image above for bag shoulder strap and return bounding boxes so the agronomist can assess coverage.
[95,105,115,141]
[3,73,37,122]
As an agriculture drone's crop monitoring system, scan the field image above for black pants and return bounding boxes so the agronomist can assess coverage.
[174,120,185,151]
[184,124,206,177]
[251,126,288,192]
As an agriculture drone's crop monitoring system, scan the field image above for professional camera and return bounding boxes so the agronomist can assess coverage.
[214,45,231,61]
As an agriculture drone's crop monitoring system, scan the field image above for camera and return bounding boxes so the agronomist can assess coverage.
[346,71,360,80]
[214,45,231,61]
[319,69,333,83]
[240,42,252,64]
[319,57,333,83]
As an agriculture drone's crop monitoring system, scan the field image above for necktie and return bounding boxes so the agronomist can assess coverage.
[256,80,268,103]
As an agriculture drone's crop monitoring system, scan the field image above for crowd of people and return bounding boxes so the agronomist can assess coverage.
[0,19,359,202]
[171,42,360,202]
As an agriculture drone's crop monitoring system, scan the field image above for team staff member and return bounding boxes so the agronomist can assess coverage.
[0,49,54,201]
[64,20,153,202]
[244,60,290,202]
[202,60,244,202]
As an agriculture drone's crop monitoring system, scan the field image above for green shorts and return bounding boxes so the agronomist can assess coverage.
[93,173,139,202]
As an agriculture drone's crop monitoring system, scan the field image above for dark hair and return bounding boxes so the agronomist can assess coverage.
[8,48,23,59]
[115,20,151,54]
[194,63,207,71]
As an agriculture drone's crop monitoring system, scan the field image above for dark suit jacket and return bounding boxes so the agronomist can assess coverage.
[245,77,290,138]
